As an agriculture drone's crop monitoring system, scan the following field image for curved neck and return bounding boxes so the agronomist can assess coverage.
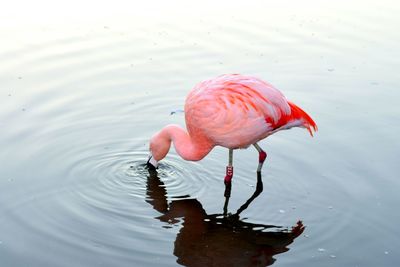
[162,124,213,161]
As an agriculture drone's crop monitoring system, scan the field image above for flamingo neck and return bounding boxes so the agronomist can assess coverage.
[156,124,213,162]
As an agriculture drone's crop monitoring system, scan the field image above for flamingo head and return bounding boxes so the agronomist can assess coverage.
[147,129,172,169]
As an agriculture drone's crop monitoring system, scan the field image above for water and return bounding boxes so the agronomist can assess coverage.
[1,1,399,266]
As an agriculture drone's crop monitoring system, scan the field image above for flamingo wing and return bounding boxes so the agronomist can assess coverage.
[185,74,315,149]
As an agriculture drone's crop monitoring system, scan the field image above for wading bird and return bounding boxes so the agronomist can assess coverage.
[147,74,317,184]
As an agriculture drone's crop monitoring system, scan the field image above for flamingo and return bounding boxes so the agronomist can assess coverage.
[147,74,317,184]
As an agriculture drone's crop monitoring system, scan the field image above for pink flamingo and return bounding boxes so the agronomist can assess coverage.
[147,74,317,183]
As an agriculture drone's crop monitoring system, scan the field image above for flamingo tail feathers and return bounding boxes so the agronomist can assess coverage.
[288,101,318,136]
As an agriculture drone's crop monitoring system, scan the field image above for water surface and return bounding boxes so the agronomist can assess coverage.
[1,1,399,266]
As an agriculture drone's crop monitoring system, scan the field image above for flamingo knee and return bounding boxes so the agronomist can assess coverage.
[225,166,234,183]
[225,149,234,183]
[253,143,267,173]
[259,150,267,163]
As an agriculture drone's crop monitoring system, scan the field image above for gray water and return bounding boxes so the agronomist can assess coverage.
[1,1,399,266]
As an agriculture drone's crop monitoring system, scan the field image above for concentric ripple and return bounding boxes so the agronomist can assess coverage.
[2,3,399,266]
[1,138,218,267]
[63,143,214,205]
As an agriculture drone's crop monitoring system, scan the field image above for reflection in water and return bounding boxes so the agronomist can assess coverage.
[145,169,304,267]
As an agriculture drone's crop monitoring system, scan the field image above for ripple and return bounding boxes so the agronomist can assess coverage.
[2,3,399,266]
[47,141,213,239]
[63,144,214,204]
[2,138,218,266]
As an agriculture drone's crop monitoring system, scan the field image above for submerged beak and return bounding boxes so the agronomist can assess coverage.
[146,153,158,170]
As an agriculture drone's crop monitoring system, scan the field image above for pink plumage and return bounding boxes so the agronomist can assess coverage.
[148,74,317,182]
[185,74,316,148]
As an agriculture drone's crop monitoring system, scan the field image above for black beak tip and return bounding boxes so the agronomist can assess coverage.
[146,158,157,171]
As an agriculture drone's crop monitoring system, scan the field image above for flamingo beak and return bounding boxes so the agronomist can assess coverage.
[146,153,158,170]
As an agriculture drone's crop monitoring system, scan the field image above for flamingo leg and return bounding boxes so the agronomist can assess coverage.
[253,143,267,173]
[235,171,263,216]
[224,149,234,183]
[223,149,234,206]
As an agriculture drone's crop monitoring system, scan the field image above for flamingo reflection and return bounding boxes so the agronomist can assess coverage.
[146,169,304,267]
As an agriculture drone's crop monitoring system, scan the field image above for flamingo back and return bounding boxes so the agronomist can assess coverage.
[185,74,316,149]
